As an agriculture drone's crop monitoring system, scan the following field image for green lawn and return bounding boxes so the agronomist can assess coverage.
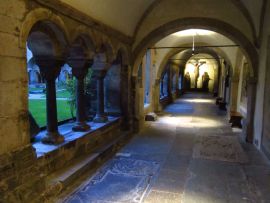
[40,90,71,99]
[56,90,71,98]
[29,87,44,92]
[29,99,75,127]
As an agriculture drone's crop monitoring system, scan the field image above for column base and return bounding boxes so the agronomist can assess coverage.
[41,131,65,145]
[72,122,91,132]
[93,114,108,123]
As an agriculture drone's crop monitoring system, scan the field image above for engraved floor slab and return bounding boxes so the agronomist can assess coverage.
[193,135,248,163]
[64,158,159,203]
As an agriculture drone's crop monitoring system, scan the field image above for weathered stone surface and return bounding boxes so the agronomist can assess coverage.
[0,33,24,58]
[193,135,248,163]
[0,118,28,154]
[0,56,27,82]
[0,0,27,20]
[0,81,28,117]
[0,14,21,35]
[145,190,182,203]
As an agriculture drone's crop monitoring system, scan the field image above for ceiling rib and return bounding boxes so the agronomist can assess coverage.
[149,45,239,49]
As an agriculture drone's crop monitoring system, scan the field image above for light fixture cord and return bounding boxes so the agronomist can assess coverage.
[192,34,195,52]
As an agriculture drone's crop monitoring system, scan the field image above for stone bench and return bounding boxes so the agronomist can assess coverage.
[229,111,243,128]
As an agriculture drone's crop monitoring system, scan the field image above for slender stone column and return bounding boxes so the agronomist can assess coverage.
[68,59,92,131]
[153,79,161,112]
[93,70,108,123]
[245,77,257,143]
[160,78,164,97]
[120,65,131,130]
[230,75,240,112]
[35,57,65,144]
[167,68,173,102]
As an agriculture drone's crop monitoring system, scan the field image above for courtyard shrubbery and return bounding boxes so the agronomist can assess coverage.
[29,69,94,127]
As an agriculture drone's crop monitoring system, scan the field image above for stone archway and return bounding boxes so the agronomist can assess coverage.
[132,18,258,78]
[25,18,69,144]
[20,8,70,49]
[132,18,258,141]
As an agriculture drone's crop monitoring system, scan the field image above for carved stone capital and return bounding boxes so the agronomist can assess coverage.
[34,56,65,81]
[67,58,93,79]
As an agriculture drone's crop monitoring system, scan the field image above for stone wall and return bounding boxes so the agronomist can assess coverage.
[0,0,30,155]
[0,119,129,202]
[0,0,133,202]
[255,1,270,151]
[0,145,44,202]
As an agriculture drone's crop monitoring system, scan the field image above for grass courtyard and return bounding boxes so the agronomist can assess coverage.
[29,88,74,127]
[29,99,75,127]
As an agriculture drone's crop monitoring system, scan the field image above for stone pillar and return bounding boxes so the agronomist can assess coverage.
[68,59,92,131]
[93,70,108,123]
[153,79,161,112]
[121,65,132,130]
[219,74,229,111]
[131,75,140,132]
[35,57,65,144]
[167,68,172,102]
[230,75,240,112]
[245,77,257,143]
[160,78,164,97]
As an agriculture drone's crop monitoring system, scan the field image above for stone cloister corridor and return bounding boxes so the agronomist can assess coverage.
[2,1,270,202]
[60,93,270,203]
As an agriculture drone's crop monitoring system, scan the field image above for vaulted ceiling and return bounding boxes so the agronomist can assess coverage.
[60,0,155,36]
[60,0,264,39]
[155,29,237,61]
[152,29,240,78]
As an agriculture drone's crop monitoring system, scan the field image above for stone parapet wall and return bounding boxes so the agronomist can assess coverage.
[0,145,44,203]
[0,118,130,202]
[36,119,122,175]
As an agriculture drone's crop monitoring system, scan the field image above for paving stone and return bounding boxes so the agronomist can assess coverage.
[144,190,182,203]
[60,93,270,203]
[189,159,247,181]
[162,154,191,171]
[193,135,248,163]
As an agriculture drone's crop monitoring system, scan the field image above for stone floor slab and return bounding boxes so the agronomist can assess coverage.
[193,135,248,163]
[144,190,182,203]
[60,93,270,203]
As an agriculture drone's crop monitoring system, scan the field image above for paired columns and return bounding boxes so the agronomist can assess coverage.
[34,55,128,143]
[35,57,65,144]
[93,70,108,123]
[35,56,93,144]
[68,58,92,131]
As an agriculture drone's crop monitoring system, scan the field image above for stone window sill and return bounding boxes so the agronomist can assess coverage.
[144,103,150,109]
[160,95,168,100]
[32,116,120,158]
